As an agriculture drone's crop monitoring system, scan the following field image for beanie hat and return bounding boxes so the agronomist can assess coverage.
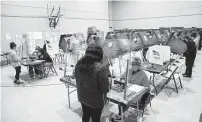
[85,44,103,61]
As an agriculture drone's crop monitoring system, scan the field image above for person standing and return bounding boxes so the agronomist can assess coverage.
[75,44,110,122]
[69,36,80,66]
[183,36,197,78]
[9,42,23,84]
[43,40,50,52]
[142,31,153,62]
[191,32,200,52]
[198,30,202,50]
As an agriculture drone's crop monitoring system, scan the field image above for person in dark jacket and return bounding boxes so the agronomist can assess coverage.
[38,48,53,63]
[75,44,110,122]
[43,40,50,52]
[29,48,53,77]
[183,36,197,78]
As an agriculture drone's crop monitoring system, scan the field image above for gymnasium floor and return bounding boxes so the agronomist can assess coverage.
[1,50,202,122]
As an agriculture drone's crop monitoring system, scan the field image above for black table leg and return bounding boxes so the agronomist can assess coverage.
[152,73,158,95]
[173,75,178,93]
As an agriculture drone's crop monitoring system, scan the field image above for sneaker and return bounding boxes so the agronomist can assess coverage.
[14,80,23,84]
[111,114,122,122]
[13,79,18,84]
[182,73,187,76]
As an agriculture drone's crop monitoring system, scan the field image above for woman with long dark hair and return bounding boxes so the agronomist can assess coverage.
[75,44,110,122]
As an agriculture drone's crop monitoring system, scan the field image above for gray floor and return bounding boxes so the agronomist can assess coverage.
[1,50,202,122]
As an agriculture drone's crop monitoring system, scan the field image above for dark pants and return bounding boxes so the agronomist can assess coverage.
[118,92,150,115]
[15,66,21,80]
[199,39,202,50]
[29,65,41,75]
[143,48,148,61]
[185,54,196,77]
[81,104,103,122]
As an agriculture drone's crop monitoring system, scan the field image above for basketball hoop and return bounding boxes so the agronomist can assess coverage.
[47,4,63,29]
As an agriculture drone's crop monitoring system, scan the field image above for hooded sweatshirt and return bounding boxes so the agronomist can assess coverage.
[8,49,21,68]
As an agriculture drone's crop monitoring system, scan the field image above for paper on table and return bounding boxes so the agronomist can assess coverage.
[127,85,145,93]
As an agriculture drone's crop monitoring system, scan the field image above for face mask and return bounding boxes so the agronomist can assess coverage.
[132,65,139,71]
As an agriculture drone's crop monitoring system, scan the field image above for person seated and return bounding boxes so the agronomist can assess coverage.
[29,48,53,78]
[30,46,41,58]
[38,48,53,66]
[29,46,42,77]
[112,57,150,121]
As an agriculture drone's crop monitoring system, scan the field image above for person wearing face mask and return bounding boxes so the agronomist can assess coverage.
[111,57,150,121]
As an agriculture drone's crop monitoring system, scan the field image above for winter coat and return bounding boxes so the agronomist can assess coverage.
[75,59,110,108]
[8,49,21,68]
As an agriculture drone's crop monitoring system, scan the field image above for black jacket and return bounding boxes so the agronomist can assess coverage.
[75,59,109,108]
[38,52,53,63]
[183,41,196,57]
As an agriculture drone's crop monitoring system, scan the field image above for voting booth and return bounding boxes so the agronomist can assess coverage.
[165,32,187,54]
[147,45,171,65]
[153,29,164,43]
[131,32,144,51]
[105,32,117,40]
[103,39,121,59]
[59,34,72,52]
[139,30,159,46]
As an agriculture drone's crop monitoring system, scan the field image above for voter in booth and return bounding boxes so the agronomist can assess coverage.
[112,57,150,121]
[142,31,153,62]
[183,36,197,78]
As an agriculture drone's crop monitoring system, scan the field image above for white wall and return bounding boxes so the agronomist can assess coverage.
[1,1,109,52]
[111,1,202,30]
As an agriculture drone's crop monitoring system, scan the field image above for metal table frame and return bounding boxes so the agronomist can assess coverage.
[22,60,45,83]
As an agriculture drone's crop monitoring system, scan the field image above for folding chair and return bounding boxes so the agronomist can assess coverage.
[44,63,58,77]
[161,64,183,93]
[129,92,155,122]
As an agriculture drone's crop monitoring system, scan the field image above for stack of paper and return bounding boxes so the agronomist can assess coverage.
[127,85,145,93]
